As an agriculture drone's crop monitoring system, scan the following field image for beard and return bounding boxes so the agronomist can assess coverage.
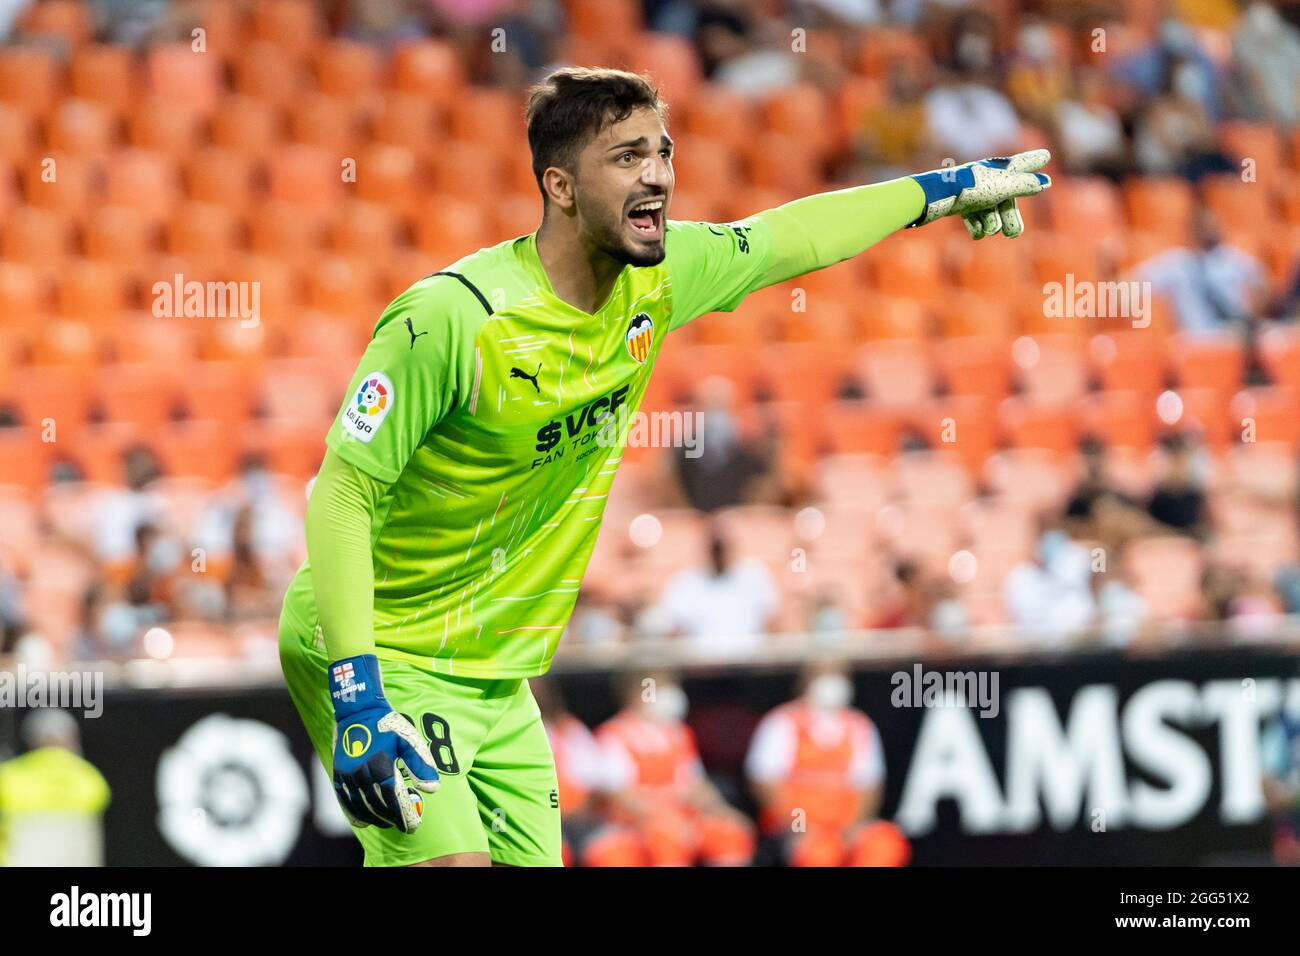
[579,196,666,268]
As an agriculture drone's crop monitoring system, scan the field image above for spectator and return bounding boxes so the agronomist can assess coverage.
[533,678,640,867]
[1146,433,1209,537]
[595,671,756,866]
[1003,516,1096,643]
[694,4,802,98]
[0,710,110,866]
[656,530,779,652]
[1232,1,1300,126]
[870,559,927,629]
[745,659,909,866]
[1054,68,1130,179]
[1132,209,1270,335]
[197,453,302,582]
[93,445,169,569]
[1260,704,1300,865]
[924,12,1021,158]
[674,377,776,513]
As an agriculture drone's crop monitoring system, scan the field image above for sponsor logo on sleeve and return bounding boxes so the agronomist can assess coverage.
[341,371,394,443]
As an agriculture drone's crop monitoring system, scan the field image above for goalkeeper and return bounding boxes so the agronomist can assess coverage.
[278,66,1051,867]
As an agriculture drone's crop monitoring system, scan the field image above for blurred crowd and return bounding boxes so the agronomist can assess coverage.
[0,0,1299,666]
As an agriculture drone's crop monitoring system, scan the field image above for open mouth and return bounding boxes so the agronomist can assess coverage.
[627,198,665,239]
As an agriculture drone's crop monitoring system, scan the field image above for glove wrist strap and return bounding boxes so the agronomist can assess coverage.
[908,166,976,226]
[328,653,386,717]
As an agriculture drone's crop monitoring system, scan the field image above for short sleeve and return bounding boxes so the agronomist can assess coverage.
[326,282,475,485]
[664,218,775,332]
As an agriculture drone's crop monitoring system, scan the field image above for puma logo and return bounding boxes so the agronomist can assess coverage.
[404,316,428,349]
[510,363,542,394]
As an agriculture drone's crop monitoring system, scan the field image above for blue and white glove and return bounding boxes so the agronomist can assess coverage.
[910,149,1052,239]
[329,654,439,832]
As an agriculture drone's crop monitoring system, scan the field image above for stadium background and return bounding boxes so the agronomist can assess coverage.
[0,0,1299,866]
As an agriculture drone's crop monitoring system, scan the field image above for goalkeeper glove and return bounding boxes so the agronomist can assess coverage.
[909,149,1052,239]
[329,654,440,832]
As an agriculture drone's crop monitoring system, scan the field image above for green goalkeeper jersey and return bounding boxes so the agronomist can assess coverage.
[281,220,778,678]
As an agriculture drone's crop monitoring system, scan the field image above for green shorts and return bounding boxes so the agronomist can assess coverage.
[279,612,562,867]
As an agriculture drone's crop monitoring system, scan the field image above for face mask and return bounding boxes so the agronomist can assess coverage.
[101,602,139,648]
[147,537,181,574]
[808,674,853,710]
[1038,529,1068,566]
[1019,24,1053,62]
[648,684,688,723]
[1173,63,1207,102]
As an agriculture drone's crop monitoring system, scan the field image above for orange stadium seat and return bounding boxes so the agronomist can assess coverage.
[1090,330,1168,397]
[1174,387,1232,448]
[933,292,1014,340]
[95,362,183,429]
[858,294,928,340]
[371,91,441,155]
[260,358,342,423]
[983,448,1072,514]
[746,132,819,196]
[2,205,73,266]
[953,234,1033,298]
[352,143,418,207]
[45,98,117,155]
[304,257,379,318]
[494,194,543,243]
[233,41,310,107]
[54,260,128,322]
[762,84,833,160]
[18,0,92,48]
[893,450,973,508]
[1045,176,1125,249]
[248,200,326,263]
[0,45,62,116]
[267,144,343,207]
[1016,335,1088,405]
[756,341,853,409]
[1230,387,1300,449]
[856,340,933,406]
[329,200,401,257]
[628,33,701,105]
[147,43,221,115]
[70,45,137,114]
[411,194,494,263]
[1124,536,1204,620]
[128,96,203,158]
[1257,326,1300,391]
[934,336,1011,402]
[920,395,998,473]
[1170,332,1244,397]
[670,134,740,198]
[165,201,240,265]
[1202,174,1272,232]
[392,40,465,104]
[243,418,327,479]
[314,40,382,104]
[23,154,97,214]
[681,86,756,156]
[427,141,506,203]
[0,429,51,493]
[179,362,257,429]
[7,363,93,432]
[107,315,197,366]
[0,104,36,164]
[250,0,322,60]
[104,148,181,221]
[448,87,522,148]
[569,0,641,42]
[778,299,854,343]
[999,396,1080,456]
[1124,177,1194,245]
[211,95,282,158]
[1219,122,1283,180]
[30,319,98,368]
[823,401,904,457]
[83,204,158,268]
[184,147,256,210]
[0,261,44,317]
[152,420,240,483]
[1080,390,1154,450]
[289,92,361,152]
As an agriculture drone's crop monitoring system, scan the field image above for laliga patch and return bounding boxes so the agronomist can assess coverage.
[342,371,394,443]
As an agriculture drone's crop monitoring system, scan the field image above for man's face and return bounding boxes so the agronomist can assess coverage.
[571,107,674,267]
